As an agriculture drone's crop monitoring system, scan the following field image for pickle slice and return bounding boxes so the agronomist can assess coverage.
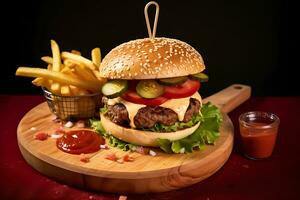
[158,76,188,86]
[101,80,128,98]
[191,73,209,82]
[136,80,164,99]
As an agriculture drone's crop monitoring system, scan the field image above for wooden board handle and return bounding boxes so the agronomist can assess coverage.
[203,84,251,114]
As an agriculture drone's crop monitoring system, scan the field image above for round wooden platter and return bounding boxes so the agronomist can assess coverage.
[17,84,251,194]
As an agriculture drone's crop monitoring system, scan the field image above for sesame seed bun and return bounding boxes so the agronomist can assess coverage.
[100,37,205,79]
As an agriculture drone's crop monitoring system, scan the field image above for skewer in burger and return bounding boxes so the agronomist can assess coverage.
[98,37,220,153]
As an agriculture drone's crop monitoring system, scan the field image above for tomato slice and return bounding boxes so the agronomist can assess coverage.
[121,90,168,106]
[163,79,200,99]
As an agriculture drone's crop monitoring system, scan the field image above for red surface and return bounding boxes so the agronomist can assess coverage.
[162,79,200,99]
[56,130,104,154]
[0,95,299,200]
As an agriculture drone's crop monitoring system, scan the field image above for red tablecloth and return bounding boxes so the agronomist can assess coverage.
[0,95,299,200]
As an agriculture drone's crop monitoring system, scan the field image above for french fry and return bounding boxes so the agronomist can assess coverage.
[47,64,53,71]
[92,70,102,80]
[16,39,107,98]
[71,50,81,55]
[50,82,61,95]
[16,67,100,91]
[61,66,81,81]
[32,77,44,86]
[73,65,98,81]
[62,59,106,84]
[91,47,101,67]
[63,59,76,68]
[61,52,97,70]
[69,85,80,95]
[64,58,85,68]
[51,40,61,72]
[60,85,71,96]
[61,65,73,73]
[41,56,53,64]
[78,90,89,95]
[69,86,90,96]
[32,77,51,91]
[50,40,62,92]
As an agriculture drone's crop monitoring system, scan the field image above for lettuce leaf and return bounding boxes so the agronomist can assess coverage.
[90,102,222,153]
[89,118,136,151]
[157,102,222,153]
[90,118,106,133]
[99,105,108,114]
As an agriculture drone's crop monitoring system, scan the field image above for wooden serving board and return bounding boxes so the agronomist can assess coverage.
[17,84,251,193]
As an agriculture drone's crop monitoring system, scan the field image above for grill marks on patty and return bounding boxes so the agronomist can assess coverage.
[105,98,200,129]
[183,98,201,122]
[134,107,178,128]
[106,103,130,127]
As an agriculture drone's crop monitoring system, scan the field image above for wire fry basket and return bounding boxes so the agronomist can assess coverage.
[42,88,101,120]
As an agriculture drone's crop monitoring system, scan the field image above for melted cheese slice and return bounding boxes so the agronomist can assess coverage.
[107,92,202,128]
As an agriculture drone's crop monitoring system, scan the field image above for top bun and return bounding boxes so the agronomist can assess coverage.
[100,37,205,79]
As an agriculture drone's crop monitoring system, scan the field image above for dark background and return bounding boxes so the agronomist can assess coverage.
[3,0,293,97]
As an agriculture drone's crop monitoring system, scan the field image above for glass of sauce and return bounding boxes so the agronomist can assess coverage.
[239,111,280,160]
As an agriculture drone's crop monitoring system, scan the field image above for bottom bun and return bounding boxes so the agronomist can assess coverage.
[100,113,200,147]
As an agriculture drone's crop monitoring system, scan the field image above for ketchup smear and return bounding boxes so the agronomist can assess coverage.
[56,130,105,154]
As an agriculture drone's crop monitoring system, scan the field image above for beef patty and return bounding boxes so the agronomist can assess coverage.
[105,98,200,129]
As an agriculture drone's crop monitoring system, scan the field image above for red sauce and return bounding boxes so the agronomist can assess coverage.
[240,122,278,159]
[56,130,105,154]
[34,132,48,141]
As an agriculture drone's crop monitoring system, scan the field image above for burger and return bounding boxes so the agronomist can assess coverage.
[97,37,221,153]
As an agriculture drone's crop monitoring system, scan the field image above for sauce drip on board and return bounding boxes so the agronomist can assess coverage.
[56,130,105,154]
